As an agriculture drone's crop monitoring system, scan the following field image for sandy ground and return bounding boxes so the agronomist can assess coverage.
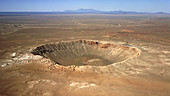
[0,14,170,96]
[0,60,170,96]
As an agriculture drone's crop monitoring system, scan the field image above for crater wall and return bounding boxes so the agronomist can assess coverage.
[32,40,141,66]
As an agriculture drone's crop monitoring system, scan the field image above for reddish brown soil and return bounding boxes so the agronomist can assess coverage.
[0,14,170,96]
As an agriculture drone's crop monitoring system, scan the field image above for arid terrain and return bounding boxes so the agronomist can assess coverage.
[0,14,170,96]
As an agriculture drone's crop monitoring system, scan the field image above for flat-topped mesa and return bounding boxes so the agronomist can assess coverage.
[31,40,141,66]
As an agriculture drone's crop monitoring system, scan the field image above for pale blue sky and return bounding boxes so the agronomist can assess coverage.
[0,0,169,12]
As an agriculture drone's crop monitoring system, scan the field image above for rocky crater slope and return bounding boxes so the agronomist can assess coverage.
[31,40,141,67]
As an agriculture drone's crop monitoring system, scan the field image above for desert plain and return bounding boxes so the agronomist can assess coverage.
[0,14,170,96]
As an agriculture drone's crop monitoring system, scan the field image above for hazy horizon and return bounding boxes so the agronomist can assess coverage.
[0,0,170,13]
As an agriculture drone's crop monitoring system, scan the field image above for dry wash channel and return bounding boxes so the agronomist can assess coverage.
[32,40,140,66]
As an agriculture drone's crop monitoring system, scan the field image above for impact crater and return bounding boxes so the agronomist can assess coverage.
[31,40,141,66]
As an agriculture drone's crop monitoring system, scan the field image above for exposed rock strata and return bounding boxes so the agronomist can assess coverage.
[32,40,141,67]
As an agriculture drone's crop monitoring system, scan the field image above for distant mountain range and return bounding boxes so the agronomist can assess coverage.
[60,8,168,14]
[62,8,142,14]
[0,8,169,14]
